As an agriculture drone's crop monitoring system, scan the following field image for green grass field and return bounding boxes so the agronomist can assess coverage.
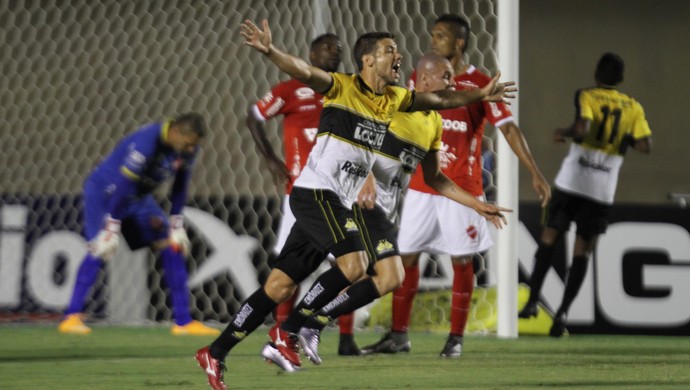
[2,324,690,389]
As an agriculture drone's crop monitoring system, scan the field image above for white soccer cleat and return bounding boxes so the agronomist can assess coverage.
[298,327,322,365]
[261,342,299,372]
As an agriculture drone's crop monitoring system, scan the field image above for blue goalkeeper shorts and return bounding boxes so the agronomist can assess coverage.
[83,176,170,250]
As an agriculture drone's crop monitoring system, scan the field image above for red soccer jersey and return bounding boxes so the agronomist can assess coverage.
[407,65,513,196]
[253,79,323,194]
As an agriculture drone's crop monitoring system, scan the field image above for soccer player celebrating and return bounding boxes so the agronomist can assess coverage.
[195,19,514,389]
[362,13,550,358]
[58,113,220,337]
[295,53,511,366]
[247,33,360,356]
[518,53,652,337]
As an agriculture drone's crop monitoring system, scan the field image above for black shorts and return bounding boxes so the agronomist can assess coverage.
[546,188,611,240]
[357,204,399,275]
[273,187,368,283]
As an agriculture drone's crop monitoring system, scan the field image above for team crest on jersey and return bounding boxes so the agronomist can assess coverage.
[344,218,359,231]
[295,87,315,100]
[376,239,394,254]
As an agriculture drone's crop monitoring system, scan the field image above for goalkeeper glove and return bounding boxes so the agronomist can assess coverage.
[169,214,190,256]
[90,215,121,261]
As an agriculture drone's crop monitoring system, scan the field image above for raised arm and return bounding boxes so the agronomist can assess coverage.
[420,151,511,228]
[498,122,551,207]
[409,72,516,112]
[240,19,333,94]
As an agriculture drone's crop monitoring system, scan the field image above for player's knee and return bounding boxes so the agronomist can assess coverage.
[264,270,297,302]
[336,254,366,282]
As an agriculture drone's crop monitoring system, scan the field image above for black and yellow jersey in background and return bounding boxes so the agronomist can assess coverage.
[294,73,414,208]
[554,87,652,204]
[372,109,443,222]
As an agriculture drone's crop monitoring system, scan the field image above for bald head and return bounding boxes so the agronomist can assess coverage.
[415,53,454,93]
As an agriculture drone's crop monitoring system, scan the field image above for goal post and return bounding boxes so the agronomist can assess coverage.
[496,0,520,339]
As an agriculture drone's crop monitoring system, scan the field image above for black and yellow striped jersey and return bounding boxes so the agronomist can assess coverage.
[372,109,443,222]
[575,87,651,156]
[555,87,652,204]
[294,72,414,208]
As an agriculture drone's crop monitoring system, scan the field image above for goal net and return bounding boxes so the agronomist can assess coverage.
[0,0,505,333]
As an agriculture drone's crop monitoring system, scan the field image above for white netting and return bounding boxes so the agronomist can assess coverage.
[0,0,499,330]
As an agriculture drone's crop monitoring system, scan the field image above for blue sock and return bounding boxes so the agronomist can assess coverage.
[65,254,103,315]
[161,247,193,326]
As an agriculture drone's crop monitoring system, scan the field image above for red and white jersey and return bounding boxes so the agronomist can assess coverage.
[252,78,322,194]
[407,65,513,196]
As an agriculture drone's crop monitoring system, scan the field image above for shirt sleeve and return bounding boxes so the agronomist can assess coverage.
[429,111,443,152]
[254,82,288,121]
[395,86,415,112]
[631,102,652,140]
[169,152,196,215]
[576,89,594,121]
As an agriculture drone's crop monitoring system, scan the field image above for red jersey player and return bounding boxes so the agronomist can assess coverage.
[362,14,551,358]
[246,33,360,356]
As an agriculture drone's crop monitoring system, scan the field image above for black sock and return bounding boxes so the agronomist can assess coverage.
[527,244,556,304]
[210,288,277,360]
[281,266,351,334]
[557,255,589,316]
[321,277,379,320]
[306,277,381,331]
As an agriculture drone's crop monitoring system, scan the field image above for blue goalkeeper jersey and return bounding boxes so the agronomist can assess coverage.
[89,120,197,218]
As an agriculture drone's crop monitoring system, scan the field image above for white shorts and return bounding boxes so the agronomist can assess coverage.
[274,195,296,254]
[398,189,493,256]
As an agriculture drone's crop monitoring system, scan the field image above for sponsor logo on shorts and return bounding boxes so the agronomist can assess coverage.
[376,239,394,254]
[344,218,359,231]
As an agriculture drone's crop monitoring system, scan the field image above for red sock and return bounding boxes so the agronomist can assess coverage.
[392,265,419,333]
[338,311,355,335]
[450,262,474,336]
[274,288,299,325]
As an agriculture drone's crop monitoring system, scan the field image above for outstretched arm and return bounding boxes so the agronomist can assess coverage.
[420,151,511,228]
[240,19,333,94]
[246,106,290,187]
[498,122,551,208]
[409,72,516,112]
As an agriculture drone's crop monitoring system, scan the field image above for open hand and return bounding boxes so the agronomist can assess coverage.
[482,72,517,104]
[240,19,272,54]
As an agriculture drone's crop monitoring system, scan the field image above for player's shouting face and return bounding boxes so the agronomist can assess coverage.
[372,38,403,84]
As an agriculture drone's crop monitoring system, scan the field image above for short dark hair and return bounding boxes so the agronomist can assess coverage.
[595,52,624,86]
[310,33,339,51]
[353,32,394,71]
[171,112,207,137]
[435,14,471,53]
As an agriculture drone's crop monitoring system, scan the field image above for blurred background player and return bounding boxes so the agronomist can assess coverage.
[518,52,652,337]
[246,32,361,355]
[58,112,219,337]
[195,19,514,389]
[362,13,550,358]
[295,53,510,366]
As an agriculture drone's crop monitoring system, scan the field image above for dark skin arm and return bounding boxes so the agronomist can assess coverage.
[499,121,551,208]
[246,106,290,187]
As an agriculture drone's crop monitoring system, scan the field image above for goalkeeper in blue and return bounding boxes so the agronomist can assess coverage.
[58,112,220,337]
